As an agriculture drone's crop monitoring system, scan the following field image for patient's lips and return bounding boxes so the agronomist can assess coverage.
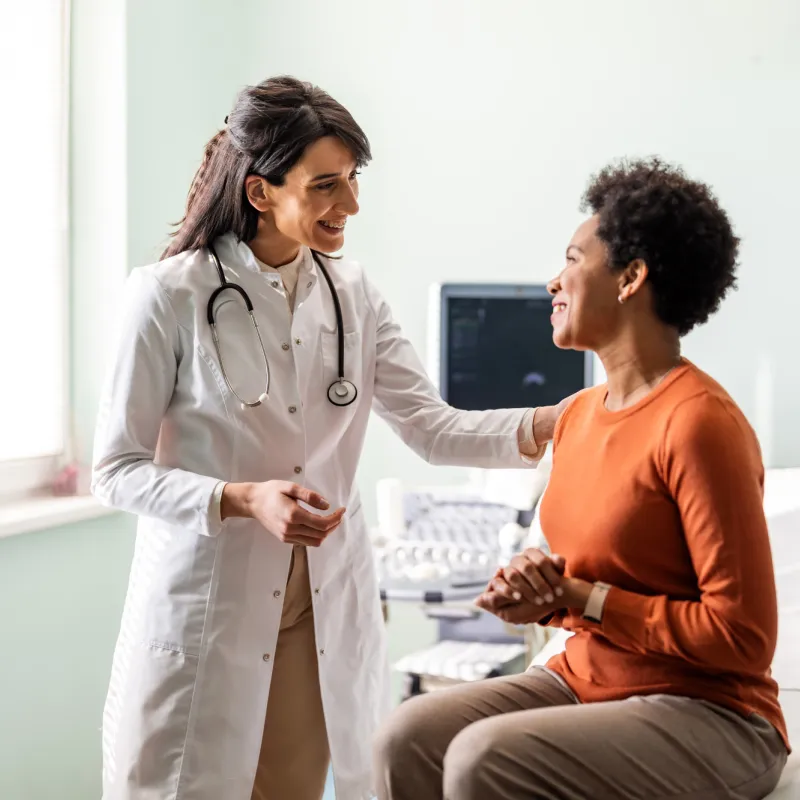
[551,297,567,323]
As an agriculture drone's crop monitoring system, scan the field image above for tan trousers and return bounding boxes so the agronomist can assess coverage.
[251,546,330,800]
[373,666,787,800]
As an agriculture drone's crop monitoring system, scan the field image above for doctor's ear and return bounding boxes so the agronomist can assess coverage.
[244,176,273,212]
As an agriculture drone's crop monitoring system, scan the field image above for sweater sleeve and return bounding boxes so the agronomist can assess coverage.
[574,393,778,675]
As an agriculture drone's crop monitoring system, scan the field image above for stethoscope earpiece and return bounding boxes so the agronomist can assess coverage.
[208,245,357,410]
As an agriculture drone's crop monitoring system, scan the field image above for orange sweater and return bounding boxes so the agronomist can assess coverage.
[541,360,789,750]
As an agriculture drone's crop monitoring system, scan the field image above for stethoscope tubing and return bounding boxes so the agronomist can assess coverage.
[207,244,357,409]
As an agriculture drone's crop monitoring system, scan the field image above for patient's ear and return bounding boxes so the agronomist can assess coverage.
[617,259,648,303]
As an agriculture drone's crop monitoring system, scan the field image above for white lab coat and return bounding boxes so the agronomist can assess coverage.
[92,233,537,800]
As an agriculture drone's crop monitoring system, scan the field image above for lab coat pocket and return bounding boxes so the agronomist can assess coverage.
[107,643,199,796]
[143,524,219,658]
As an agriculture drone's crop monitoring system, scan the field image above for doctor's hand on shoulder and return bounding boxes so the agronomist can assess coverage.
[221,481,345,547]
[532,392,580,446]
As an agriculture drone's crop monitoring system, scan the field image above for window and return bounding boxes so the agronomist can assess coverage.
[0,1,70,501]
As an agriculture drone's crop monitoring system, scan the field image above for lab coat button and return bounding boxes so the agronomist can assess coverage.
[314,588,320,595]
[288,406,297,414]
[294,466,303,474]
[271,280,279,288]
[273,590,281,598]
[281,342,290,351]
[294,338,302,345]
[262,653,271,662]
[319,649,325,656]
[306,281,313,288]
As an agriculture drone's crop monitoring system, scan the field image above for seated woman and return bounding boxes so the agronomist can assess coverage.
[373,158,789,800]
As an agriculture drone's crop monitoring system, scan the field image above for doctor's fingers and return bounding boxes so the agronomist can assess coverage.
[278,518,342,545]
[280,482,332,511]
[286,505,346,532]
[283,527,339,547]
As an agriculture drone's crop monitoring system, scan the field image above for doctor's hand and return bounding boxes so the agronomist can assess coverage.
[222,481,345,547]
[532,392,580,445]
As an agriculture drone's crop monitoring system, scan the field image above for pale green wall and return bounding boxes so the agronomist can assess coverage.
[0,517,134,800]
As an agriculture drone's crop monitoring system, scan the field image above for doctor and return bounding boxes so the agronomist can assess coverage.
[92,75,565,800]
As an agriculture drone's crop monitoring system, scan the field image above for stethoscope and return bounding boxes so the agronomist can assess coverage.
[207,245,358,410]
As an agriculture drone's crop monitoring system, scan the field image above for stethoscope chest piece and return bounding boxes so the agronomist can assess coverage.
[327,379,358,407]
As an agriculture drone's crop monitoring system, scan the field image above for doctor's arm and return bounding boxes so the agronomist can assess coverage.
[90,269,226,536]
[365,275,561,468]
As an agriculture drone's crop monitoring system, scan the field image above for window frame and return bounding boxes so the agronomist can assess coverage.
[0,0,72,503]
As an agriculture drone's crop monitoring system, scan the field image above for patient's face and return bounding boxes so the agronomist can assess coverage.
[547,216,622,350]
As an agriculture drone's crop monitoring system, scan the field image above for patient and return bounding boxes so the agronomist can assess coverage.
[373,158,789,800]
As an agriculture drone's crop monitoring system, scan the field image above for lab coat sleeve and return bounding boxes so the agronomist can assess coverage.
[91,268,224,536]
[365,275,540,469]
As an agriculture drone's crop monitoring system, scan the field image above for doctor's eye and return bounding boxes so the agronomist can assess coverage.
[349,170,361,182]
[315,181,337,192]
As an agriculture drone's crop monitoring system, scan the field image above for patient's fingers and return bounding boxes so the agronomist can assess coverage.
[505,555,553,605]
[489,572,518,603]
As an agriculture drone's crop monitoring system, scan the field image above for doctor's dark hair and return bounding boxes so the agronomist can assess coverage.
[161,76,371,259]
[582,157,739,336]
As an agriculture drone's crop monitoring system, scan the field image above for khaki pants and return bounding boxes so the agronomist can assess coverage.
[251,546,330,800]
[373,666,787,800]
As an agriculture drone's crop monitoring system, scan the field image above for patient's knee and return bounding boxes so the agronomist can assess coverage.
[373,695,431,771]
[443,720,504,800]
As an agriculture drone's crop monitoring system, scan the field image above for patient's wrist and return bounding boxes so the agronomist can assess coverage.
[581,582,611,623]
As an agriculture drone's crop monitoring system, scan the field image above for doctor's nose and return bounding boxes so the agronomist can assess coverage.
[546,275,561,296]
[338,184,360,216]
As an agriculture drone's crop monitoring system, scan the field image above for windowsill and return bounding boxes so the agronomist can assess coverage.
[0,494,117,540]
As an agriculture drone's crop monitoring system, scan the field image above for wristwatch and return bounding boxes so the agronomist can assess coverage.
[582,581,611,624]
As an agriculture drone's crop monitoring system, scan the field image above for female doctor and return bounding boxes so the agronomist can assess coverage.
[91,75,565,800]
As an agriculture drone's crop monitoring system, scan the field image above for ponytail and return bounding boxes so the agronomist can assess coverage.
[160,128,254,260]
[184,129,226,221]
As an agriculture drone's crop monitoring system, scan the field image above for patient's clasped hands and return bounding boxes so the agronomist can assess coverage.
[476,548,593,624]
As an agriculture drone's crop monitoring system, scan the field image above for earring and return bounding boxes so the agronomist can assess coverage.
[618,294,625,304]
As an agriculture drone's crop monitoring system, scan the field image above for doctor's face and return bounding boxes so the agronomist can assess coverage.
[253,135,361,255]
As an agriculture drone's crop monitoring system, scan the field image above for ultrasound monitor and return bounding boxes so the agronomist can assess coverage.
[428,283,594,411]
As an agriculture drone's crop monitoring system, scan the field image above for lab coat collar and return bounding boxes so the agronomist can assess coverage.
[213,233,316,283]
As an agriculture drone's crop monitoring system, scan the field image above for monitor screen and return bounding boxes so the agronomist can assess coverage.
[435,285,592,411]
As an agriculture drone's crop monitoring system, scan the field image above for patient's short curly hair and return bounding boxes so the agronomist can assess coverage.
[582,157,739,336]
